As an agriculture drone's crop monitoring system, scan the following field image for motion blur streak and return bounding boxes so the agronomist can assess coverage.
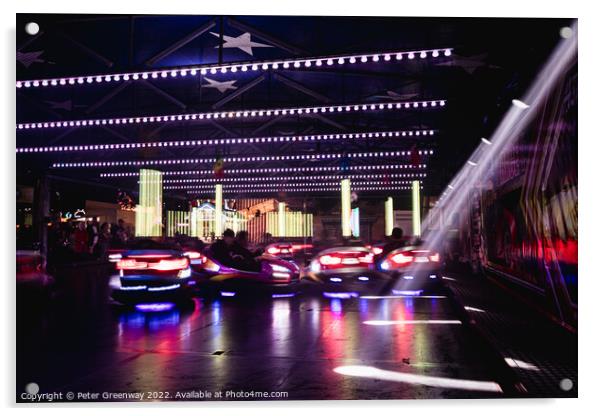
[333,366,503,393]
[414,23,578,279]
[363,320,462,325]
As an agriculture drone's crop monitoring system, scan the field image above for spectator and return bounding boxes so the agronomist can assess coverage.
[72,221,89,255]
[87,218,99,255]
[96,222,112,260]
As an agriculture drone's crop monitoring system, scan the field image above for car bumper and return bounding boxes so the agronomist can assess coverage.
[109,274,194,303]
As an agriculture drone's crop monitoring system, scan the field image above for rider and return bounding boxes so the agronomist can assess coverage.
[380,227,407,258]
[210,228,237,267]
[230,230,262,272]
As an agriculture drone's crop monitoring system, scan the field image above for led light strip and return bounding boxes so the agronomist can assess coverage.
[17,100,446,131]
[164,180,422,189]
[52,150,434,169]
[100,164,428,177]
[16,129,436,154]
[182,186,423,194]
[161,173,428,183]
[16,48,453,89]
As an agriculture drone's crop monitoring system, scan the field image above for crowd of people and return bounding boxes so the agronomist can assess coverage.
[48,218,132,264]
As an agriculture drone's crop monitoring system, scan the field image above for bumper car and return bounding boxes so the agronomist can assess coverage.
[301,246,391,297]
[378,246,442,292]
[187,250,300,297]
[109,249,195,305]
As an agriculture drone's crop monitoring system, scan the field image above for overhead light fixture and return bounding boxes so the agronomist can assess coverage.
[481,137,492,145]
[16,47,454,90]
[511,99,530,109]
[99,164,429,178]
[181,186,418,194]
[17,129,437,154]
[161,173,427,184]
[164,180,422,189]
[17,100,446,131]
[52,150,435,169]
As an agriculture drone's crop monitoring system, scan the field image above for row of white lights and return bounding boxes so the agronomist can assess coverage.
[164,180,422,189]
[52,150,434,169]
[16,129,436,154]
[16,48,453,89]
[183,186,422,194]
[99,164,428,177]
[161,173,428,183]
[17,99,446,131]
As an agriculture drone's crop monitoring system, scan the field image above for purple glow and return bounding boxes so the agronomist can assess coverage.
[135,302,176,312]
[271,293,296,298]
[329,277,343,282]
[323,292,359,299]
[391,289,424,296]
[220,291,236,297]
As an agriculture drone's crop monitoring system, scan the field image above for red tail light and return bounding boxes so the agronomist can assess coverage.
[391,252,413,265]
[117,257,189,271]
[292,244,313,251]
[148,258,189,271]
[316,251,374,270]
[117,259,147,270]
[371,247,383,255]
[183,251,201,259]
[319,254,342,265]
[267,247,281,255]
[387,250,440,267]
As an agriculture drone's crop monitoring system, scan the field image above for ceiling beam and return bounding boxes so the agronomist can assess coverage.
[211,73,266,109]
[145,19,217,67]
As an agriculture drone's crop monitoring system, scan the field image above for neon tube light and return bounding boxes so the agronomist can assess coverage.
[412,180,421,236]
[16,48,453,90]
[17,129,436,154]
[135,169,162,237]
[341,178,352,237]
[17,100,446,131]
[164,180,422,189]
[385,196,394,236]
[52,150,434,169]
[183,186,420,194]
[161,173,427,183]
[100,164,428,178]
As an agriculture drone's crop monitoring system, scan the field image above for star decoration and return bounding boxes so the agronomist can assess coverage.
[44,100,85,111]
[371,91,419,101]
[201,77,238,94]
[436,53,501,74]
[210,32,273,56]
[16,51,46,68]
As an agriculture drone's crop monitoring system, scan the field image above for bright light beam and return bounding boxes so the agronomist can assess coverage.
[417,22,577,275]
[333,365,503,393]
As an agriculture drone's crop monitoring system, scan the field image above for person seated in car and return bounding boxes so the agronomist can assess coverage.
[230,230,262,272]
[210,228,237,267]
[379,227,407,260]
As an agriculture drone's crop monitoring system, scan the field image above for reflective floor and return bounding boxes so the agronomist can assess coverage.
[17,282,514,401]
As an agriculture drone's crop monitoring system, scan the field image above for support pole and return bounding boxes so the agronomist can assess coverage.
[385,196,393,237]
[278,202,286,237]
[412,180,421,237]
[215,184,223,236]
[341,178,351,237]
